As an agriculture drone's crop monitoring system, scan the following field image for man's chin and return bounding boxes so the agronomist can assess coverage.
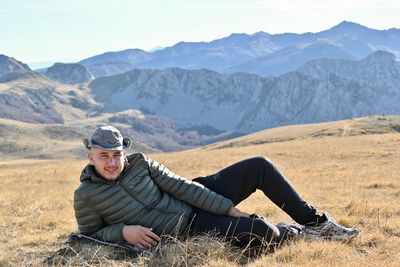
[103,171,121,181]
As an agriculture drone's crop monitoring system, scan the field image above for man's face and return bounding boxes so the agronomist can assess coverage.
[88,148,125,181]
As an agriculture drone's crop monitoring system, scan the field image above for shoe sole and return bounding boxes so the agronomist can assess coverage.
[304,229,360,241]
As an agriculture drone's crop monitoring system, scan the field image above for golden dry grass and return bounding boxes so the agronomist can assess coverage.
[1,119,400,266]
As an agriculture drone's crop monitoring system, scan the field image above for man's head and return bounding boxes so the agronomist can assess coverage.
[83,126,132,180]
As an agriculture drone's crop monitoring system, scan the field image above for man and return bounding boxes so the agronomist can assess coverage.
[74,126,359,250]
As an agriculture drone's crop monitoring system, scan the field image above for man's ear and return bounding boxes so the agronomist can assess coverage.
[88,152,94,165]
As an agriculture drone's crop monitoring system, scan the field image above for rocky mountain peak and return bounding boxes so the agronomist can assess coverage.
[326,20,370,34]
[45,62,92,84]
[0,54,31,75]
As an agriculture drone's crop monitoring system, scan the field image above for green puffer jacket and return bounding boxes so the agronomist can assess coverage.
[74,152,233,243]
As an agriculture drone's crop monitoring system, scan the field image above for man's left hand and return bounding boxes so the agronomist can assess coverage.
[227,206,250,217]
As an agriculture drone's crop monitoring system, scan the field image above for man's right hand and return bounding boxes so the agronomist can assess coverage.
[122,225,160,249]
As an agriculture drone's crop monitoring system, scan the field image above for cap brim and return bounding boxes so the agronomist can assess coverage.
[83,137,132,151]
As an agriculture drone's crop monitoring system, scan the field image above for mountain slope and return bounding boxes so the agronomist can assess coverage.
[0,118,154,160]
[88,68,278,132]
[88,51,400,133]
[0,118,90,159]
[298,50,400,88]
[0,65,97,124]
[205,115,400,150]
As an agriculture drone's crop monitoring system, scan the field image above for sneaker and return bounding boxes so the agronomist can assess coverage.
[303,213,359,241]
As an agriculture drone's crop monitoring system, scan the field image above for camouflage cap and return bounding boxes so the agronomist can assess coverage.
[83,126,132,151]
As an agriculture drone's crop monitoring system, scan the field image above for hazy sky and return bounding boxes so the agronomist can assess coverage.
[1,0,399,63]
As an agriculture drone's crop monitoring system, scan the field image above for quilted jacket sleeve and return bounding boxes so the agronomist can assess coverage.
[144,155,233,215]
[74,189,126,243]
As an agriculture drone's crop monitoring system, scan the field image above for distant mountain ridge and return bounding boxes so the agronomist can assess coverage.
[77,21,400,77]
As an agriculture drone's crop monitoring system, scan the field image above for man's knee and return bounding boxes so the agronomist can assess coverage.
[249,156,276,173]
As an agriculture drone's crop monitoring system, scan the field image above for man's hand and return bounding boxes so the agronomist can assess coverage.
[227,206,250,218]
[122,225,160,249]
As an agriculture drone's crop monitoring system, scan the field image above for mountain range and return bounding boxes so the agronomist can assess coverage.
[76,21,400,78]
[0,56,239,152]
[87,51,400,133]
[1,21,399,155]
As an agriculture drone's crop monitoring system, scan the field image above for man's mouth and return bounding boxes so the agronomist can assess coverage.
[105,167,118,173]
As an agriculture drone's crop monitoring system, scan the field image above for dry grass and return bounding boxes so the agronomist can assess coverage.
[1,120,400,266]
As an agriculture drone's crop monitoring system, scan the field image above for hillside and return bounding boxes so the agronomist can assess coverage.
[0,117,162,160]
[0,109,240,160]
[0,65,97,124]
[1,115,399,161]
[0,118,89,160]
[205,115,400,150]
[1,116,399,266]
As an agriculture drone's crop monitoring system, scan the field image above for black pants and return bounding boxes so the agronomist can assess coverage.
[190,157,324,248]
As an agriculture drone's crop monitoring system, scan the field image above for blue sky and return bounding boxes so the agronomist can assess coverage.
[1,0,399,64]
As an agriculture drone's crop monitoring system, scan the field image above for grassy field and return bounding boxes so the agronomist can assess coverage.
[1,117,399,266]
